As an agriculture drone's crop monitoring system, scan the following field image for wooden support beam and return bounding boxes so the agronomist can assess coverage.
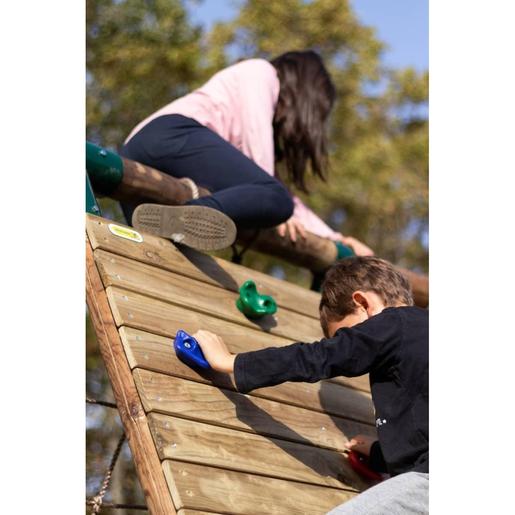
[239,228,429,308]
[396,268,429,308]
[111,157,210,205]
[86,238,177,515]
[239,227,337,273]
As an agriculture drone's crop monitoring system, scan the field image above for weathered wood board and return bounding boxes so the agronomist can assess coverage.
[148,413,369,491]
[134,369,376,452]
[87,214,378,514]
[86,240,177,515]
[177,511,224,515]
[95,248,324,341]
[87,214,321,318]
[119,326,374,425]
[164,461,355,515]
[109,286,370,393]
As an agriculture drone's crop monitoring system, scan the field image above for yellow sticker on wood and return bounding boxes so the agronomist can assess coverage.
[108,224,143,243]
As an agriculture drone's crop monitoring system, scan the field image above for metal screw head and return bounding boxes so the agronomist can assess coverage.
[184,342,191,349]
[99,149,107,156]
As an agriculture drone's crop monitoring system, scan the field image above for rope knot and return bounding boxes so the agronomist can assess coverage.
[91,494,103,514]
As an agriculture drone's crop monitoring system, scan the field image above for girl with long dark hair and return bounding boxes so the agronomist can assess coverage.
[121,50,372,254]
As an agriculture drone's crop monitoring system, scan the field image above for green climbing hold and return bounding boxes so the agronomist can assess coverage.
[236,280,277,319]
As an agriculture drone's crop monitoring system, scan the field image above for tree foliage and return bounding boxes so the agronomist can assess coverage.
[87,0,204,147]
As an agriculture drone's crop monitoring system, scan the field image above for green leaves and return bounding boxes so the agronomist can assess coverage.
[87,0,204,148]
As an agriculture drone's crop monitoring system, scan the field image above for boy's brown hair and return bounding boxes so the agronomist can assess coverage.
[319,256,413,336]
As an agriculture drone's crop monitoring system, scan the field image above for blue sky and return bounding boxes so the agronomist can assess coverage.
[187,0,428,71]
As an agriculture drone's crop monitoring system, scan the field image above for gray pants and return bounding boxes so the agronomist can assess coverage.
[327,472,429,515]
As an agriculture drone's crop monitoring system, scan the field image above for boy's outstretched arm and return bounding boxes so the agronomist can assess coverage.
[194,308,400,394]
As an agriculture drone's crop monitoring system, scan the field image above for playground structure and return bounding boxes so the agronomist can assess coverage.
[86,143,428,513]
[87,214,378,513]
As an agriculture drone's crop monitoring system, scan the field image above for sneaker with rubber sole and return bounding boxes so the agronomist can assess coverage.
[132,204,237,251]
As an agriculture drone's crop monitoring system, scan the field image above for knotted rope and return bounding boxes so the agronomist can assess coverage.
[90,432,126,514]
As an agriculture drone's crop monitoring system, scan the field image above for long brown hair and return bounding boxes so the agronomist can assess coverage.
[270,50,336,192]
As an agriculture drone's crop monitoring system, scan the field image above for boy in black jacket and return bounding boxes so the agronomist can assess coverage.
[194,256,428,514]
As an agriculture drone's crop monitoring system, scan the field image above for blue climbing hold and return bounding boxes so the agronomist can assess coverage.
[174,329,211,370]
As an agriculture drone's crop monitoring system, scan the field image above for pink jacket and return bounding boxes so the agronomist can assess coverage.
[126,58,339,240]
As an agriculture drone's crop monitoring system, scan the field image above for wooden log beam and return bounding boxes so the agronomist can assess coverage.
[87,141,210,204]
[112,157,210,205]
[239,227,338,273]
[397,268,429,308]
[238,229,429,308]
[86,238,177,515]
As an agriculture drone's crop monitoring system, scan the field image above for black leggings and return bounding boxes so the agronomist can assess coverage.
[120,114,294,229]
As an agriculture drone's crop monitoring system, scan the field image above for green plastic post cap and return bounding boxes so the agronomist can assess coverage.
[335,241,355,260]
[236,280,277,319]
[311,242,356,293]
[86,141,124,195]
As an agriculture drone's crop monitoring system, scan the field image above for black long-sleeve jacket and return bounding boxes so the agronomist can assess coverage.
[234,306,428,476]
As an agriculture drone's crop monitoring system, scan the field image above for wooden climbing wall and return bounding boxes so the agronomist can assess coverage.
[86,213,377,515]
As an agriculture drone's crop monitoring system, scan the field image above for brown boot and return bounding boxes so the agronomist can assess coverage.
[132,204,236,251]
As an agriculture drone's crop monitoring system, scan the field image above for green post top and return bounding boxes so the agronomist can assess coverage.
[335,241,355,260]
[236,280,277,319]
[311,242,355,292]
[86,141,124,195]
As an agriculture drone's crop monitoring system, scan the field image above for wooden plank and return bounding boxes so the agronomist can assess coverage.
[86,239,177,515]
[95,248,323,342]
[86,214,320,318]
[177,511,223,515]
[134,369,376,452]
[107,285,289,350]
[120,327,374,425]
[148,413,369,492]
[108,286,370,394]
[163,461,355,515]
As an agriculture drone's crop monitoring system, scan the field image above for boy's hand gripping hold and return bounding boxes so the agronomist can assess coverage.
[193,330,235,373]
[344,434,376,456]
